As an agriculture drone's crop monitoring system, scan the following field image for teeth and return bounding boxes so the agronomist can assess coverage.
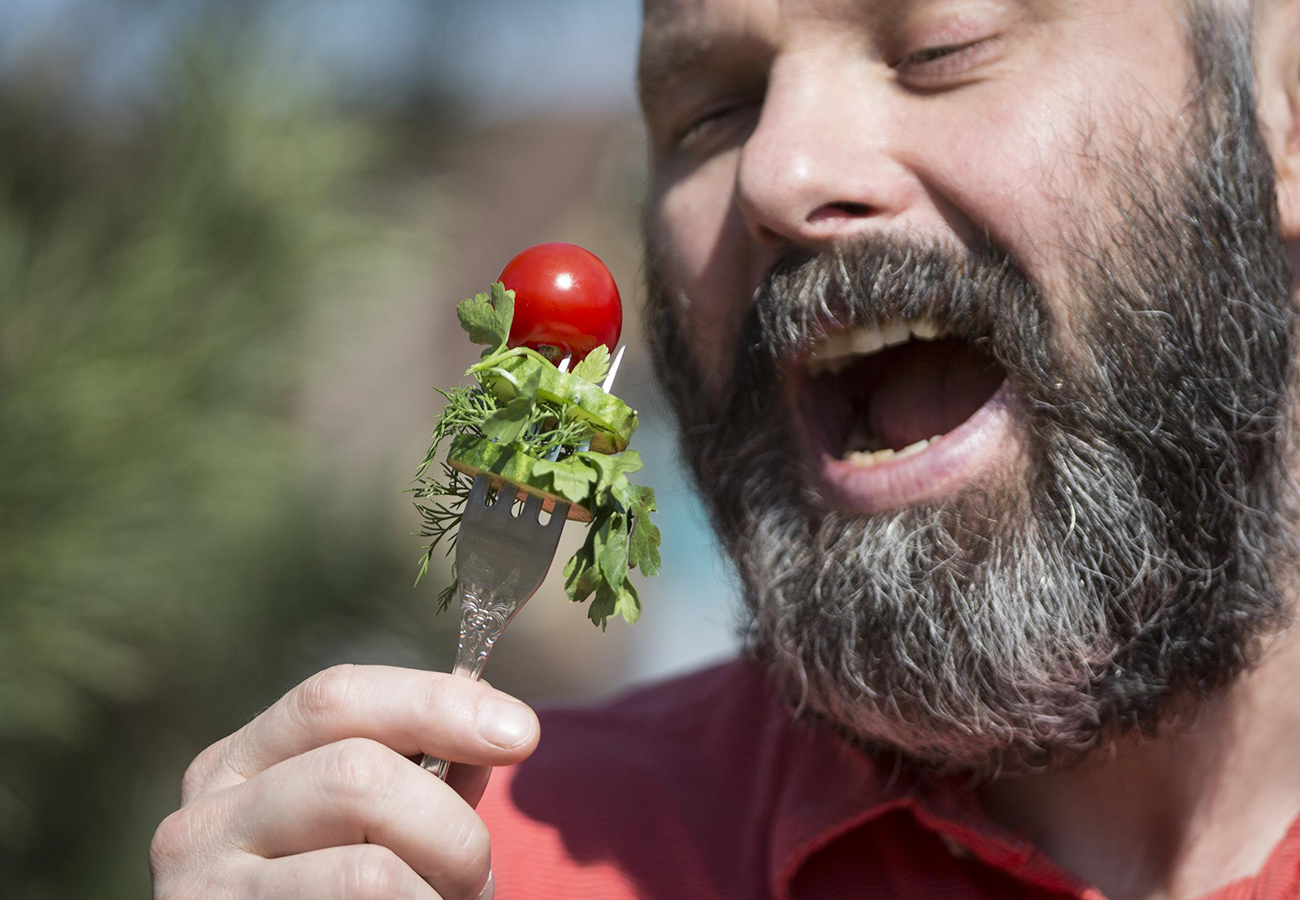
[897,438,931,460]
[909,320,942,340]
[846,435,942,467]
[808,318,946,375]
[882,321,910,347]
[826,330,856,359]
[850,328,884,355]
[848,448,897,467]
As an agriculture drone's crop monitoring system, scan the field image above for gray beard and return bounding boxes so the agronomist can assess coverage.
[643,4,1299,773]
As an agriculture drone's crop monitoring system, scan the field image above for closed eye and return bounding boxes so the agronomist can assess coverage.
[674,98,760,152]
[894,37,1002,83]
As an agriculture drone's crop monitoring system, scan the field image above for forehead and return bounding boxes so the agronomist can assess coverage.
[638,0,860,101]
[641,0,1012,34]
[642,0,888,23]
[639,0,1189,43]
[641,0,848,39]
[638,0,1195,98]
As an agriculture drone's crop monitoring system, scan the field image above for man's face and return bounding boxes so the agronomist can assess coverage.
[639,0,1300,771]
[642,0,1196,402]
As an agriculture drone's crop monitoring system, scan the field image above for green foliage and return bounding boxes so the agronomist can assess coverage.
[0,33,440,900]
[559,453,653,628]
[410,318,660,628]
[455,282,515,353]
[571,344,611,383]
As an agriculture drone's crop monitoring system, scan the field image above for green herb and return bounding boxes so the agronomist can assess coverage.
[571,344,611,383]
[455,282,515,354]
[411,283,660,626]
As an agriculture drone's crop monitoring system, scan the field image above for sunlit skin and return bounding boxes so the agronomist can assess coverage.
[643,0,1196,400]
[640,1,1300,899]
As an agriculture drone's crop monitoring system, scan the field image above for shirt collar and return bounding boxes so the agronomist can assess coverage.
[760,687,1098,900]
[760,691,1300,900]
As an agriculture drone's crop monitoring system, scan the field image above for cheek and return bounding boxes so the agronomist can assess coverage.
[910,15,1195,333]
[650,150,759,397]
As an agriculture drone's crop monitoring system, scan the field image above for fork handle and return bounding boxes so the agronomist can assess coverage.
[420,589,513,780]
[419,658,485,780]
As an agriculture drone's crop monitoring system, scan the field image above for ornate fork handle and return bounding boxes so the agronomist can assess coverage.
[420,582,522,779]
[451,589,514,681]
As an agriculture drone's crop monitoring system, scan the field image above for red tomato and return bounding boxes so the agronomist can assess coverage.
[498,242,622,363]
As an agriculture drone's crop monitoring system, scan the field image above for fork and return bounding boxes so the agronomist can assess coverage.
[420,344,628,779]
[419,477,569,780]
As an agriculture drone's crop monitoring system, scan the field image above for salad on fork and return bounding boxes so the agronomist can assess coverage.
[411,241,661,631]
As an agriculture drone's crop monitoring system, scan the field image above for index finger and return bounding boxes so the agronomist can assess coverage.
[184,664,538,802]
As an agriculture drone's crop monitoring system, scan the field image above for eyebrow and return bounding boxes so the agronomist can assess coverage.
[636,0,930,109]
[637,15,773,110]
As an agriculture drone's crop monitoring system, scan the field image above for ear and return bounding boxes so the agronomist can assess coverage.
[1257,1,1300,238]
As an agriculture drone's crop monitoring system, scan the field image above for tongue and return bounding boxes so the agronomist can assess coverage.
[862,340,1004,450]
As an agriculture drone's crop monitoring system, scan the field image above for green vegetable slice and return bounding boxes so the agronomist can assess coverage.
[480,354,637,451]
[411,280,660,627]
[446,433,594,523]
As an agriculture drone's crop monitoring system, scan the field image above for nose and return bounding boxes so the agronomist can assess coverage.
[735,59,922,252]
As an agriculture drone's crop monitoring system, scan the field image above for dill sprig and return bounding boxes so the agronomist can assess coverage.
[409,282,660,626]
[410,379,598,611]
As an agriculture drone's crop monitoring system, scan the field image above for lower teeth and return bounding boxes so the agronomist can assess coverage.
[846,435,942,467]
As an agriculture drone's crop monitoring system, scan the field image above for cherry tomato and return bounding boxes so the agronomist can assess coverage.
[498,242,622,363]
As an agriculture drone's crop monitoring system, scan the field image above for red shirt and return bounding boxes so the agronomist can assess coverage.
[480,659,1300,900]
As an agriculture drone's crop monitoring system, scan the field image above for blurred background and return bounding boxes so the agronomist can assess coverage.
[0,1,740,896]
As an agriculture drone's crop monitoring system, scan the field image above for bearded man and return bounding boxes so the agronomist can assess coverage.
[149,1,1300,899]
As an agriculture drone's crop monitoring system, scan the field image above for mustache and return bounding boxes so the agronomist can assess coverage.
[731,237,1047,397]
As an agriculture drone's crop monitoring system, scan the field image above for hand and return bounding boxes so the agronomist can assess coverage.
[149,664,540,900]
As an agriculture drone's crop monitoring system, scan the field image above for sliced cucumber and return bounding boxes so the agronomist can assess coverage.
[481,355,637,451]
[447,433,593,523]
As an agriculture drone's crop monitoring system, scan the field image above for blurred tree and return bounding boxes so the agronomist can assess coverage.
[0,26,448,900]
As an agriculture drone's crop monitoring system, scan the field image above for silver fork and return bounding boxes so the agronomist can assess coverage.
[420,476,569,780]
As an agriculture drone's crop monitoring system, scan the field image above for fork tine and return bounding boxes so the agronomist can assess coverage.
[547,503,570,535]
[468,474,491,510]
[490,486,517,516]
[521,492,545,523]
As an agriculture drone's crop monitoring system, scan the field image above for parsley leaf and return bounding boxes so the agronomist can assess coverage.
[530,458,597,505]
[627,486,661,577]
[455,282,515,351]
[571,344,611,384]
[456,291,501,346]
[480,396,534,443]
[490,282,515,340]
[416,281,660,629]
[613,579,641,626]
[576,449,643,503]
[588,581,618,627]
[479,363,540,443]
[563,535,601,604]
[595,509,629,591]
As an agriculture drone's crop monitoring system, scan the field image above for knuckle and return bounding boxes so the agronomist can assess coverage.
[148,807,199,880]
[294,664,359,725]
[320,737,394,808]
[178,740,227,805]
[340,845,411,900]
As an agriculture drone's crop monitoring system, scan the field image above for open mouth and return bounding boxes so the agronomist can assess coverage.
[795,318,1011,510]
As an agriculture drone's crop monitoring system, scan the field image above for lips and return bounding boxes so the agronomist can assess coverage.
[794,318,1012,512]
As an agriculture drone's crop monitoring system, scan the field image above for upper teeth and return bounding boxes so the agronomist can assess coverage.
[808,319,946,376]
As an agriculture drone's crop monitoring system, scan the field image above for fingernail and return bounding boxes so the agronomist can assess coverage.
[476,867,495,900]
[476,697,534,749]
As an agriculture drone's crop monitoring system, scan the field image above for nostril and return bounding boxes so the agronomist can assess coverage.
[808,201,875,224]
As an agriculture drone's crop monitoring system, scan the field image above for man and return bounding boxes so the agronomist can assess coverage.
[148,0,1300,898]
